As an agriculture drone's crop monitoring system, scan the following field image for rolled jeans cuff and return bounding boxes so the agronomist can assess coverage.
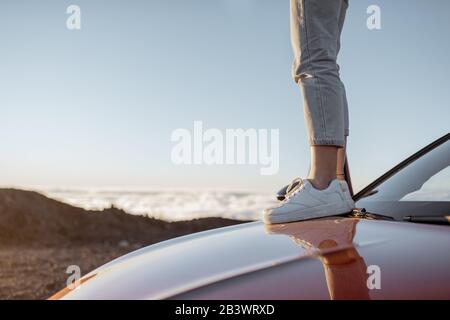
[310,137,346,147]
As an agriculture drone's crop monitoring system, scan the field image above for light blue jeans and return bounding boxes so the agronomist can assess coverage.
[290,0,349,147]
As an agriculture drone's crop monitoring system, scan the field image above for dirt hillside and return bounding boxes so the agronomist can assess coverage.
[0,188,247,299]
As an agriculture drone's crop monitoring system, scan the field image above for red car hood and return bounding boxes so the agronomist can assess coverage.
[51,217,450,300]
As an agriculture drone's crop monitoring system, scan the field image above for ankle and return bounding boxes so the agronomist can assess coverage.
[307,177,335,190]
[336,173,345,181]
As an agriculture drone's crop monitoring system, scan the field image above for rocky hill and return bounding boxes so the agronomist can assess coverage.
[0,188,247,299]
[0,188,244,248]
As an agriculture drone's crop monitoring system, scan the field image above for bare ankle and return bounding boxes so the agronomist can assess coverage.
[336,173,345,181]
[308,177,334,190]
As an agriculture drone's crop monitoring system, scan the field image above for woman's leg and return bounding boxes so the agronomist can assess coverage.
[290,0,349,189]
[263,0,353,224]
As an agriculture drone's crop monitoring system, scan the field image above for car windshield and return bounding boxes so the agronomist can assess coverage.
[355,137,450,221]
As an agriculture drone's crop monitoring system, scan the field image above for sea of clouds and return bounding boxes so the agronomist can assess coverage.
[42,189,278,221]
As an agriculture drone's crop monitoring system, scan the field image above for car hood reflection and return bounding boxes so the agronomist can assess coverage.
[265,218,370,300]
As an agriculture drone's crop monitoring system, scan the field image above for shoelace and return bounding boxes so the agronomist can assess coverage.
[284,177,305,200]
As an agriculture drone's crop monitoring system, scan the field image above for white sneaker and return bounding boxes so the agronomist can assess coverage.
[263,179,355,224]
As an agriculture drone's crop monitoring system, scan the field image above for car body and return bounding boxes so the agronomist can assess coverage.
[51,133,450,300]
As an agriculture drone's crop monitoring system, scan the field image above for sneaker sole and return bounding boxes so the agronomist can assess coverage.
[263,200,355,224]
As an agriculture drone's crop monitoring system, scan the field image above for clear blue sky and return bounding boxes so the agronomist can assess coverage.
[0,0,449,192]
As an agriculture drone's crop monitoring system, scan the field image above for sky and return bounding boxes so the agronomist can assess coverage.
[0,0,449,193]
